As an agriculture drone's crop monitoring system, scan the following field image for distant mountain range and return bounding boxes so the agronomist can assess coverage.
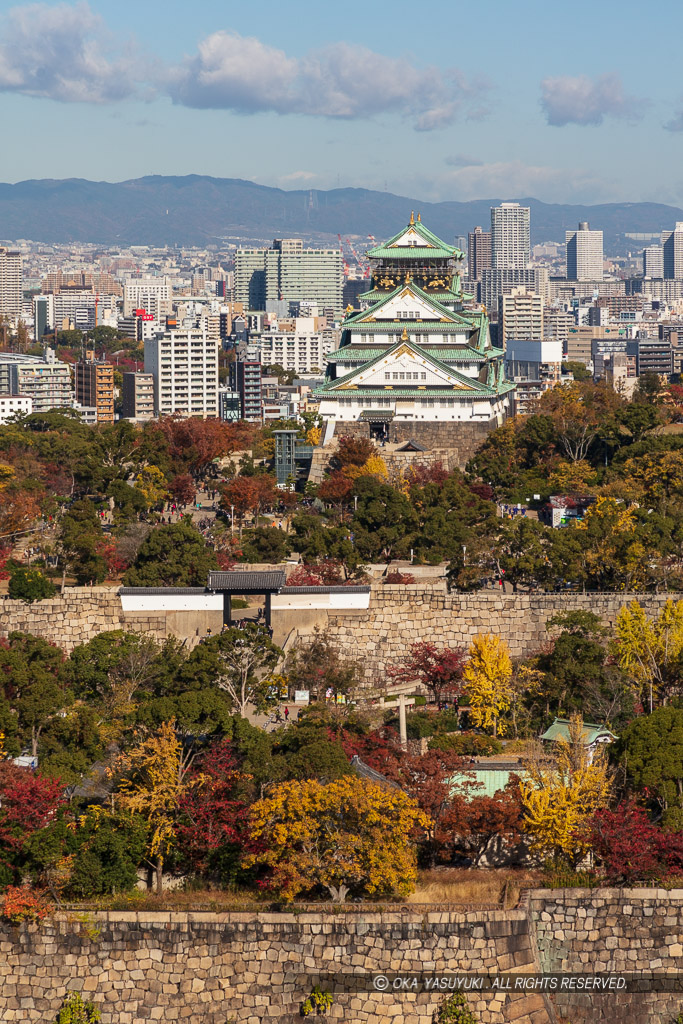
[0,175,680,252]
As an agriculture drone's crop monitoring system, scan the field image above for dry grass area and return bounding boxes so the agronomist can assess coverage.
[70,887,261,914]
[408,868,543,909]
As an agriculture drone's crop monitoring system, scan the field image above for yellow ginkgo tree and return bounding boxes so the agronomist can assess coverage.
[611,598,683,711]
[111,720,196,893]
[245,776,429,903]
[520,714,611,867]
[464,634,513,739]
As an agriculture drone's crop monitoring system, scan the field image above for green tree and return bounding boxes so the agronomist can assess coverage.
[68,809,148,898]
[0,632,71,757]
[58,500,107,585]
[614,706,683,827]
[494,517,551,591]
[239,525,292,563]
[8,567,56,603]
[180,623,281,716]
[123,521,218,586]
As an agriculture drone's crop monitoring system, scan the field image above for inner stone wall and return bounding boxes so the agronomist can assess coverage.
[332,420,495,469]
[326,587,674,681]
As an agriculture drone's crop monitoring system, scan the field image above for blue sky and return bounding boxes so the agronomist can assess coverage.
[2,0,683,204]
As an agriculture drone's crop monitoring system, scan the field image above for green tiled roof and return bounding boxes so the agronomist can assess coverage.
[314,384,511,398]
[341,321,474,334]
[539,717,618,745]
[359,287,462,304]
[343,282,474,328]
[314,338,506,397]
[367,218,463,259]
[367,245,457,260]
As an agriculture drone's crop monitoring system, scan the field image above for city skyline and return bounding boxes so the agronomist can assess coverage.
[1,0,683,205]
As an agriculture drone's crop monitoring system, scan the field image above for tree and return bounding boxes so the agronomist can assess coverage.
[464,635,513,739]
[68,808,148,897]
[183,623,281,716]
[614,706,683,827]
[0,632,71,757]
[388,641,465,705]
[123,521,218,586]
[494,517,551,591]
[561,360,591,382]
[334,435,376,468]
[539,380,621,463]
[169,474,196,506]
[239,525,292,563]
[176,739,251,883]
[8,567,55,604]
[134,466,168,508]
[318,471,354,507]
[57,500,107,586]
[582,801,669,884]
[445,782,523,866]
[0,759,65,884]
[434,992,479,1024]
[611,599,683,709]
[112,720,194,893]
[0,489,41,536]
[245,776,429,902]
[285,629,359,700]
[520,714,611,866]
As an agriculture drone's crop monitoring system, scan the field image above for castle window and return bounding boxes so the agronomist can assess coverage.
[421,372,427,380]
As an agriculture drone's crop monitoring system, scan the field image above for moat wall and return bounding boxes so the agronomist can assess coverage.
[2,892,682,1024]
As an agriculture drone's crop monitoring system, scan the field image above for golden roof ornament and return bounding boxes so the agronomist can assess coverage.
[417,212,421,222]
[401,326,409,341]
[409,211,415,225]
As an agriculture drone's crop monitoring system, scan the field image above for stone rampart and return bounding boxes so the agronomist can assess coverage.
[326,587,675,681]
[2,892,683,1023]
[0,907,548,1024]
[528,888,683,1023]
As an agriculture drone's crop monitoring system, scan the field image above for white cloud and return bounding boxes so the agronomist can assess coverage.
[167,31,484,131]
[0,2,140,103]
[413,160,613,204]
[540,73,643,127]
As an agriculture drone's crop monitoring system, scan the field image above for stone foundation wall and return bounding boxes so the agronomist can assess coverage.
[0,908,548,1024]
[528,888,683,1023]
[332,420,495,468]
[326,587,674,681]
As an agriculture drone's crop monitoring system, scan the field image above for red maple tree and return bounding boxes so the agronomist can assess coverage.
[388,641,466,704]
[0,761,65,878]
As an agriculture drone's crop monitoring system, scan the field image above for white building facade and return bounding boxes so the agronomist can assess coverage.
[144,327,219,418]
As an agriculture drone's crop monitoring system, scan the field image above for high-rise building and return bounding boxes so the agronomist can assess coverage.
[467,227,492,280]
[122,372,155,421]
[479,267,548,313]
[123,276,172,317]
[499,288,544,345]
[490,203,530,269]
[74,356,115,424]
[144,327,218,419]
[662,225,683,279]
[230,361,262,421]
[566,222,603,281]
[235,240,343,315]
[643,245,664,278]
[0,248,22,319]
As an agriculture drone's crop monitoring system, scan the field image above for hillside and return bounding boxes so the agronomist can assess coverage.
[0,174,680,250]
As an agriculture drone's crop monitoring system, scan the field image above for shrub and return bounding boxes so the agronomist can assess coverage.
[56,991,101,1023]
[434,992,478,1023]
[428,733,503,756]
[0,885,53,924]
[384,571,415,584]
[8,567,56,603]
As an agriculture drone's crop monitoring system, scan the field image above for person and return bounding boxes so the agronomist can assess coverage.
[284,706,289,721]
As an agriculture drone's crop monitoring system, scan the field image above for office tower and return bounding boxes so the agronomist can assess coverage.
[643,245,664,278]
[499,288,544,344]
[468,227,492,280]
[566,222,603,281]
[626,337,673,377]
[74,356,115,424]
[34,295,50,340]
[662,224,683,279]
[144,327,218,419]
[122,372,155,420]
[229,361,262,421]
[0,248,22,318]
[490,203,530,269]
[123,276,172,317]
[235,240,343,315]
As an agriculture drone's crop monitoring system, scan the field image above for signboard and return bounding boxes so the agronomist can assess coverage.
[294,690,310,704]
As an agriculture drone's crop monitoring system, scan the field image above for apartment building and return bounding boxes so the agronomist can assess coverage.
[565,222,603,281]
[235,239,343,315]
[123,276,172,317]
[490,203,530,269]
[74,356,115,424]
[122,372,155,421]
[467,226,492,280]
[229,361,262,421]
[0,248,22,319]
[0,351,72,412]
[499,288,544,345]
[144,327,218,418]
